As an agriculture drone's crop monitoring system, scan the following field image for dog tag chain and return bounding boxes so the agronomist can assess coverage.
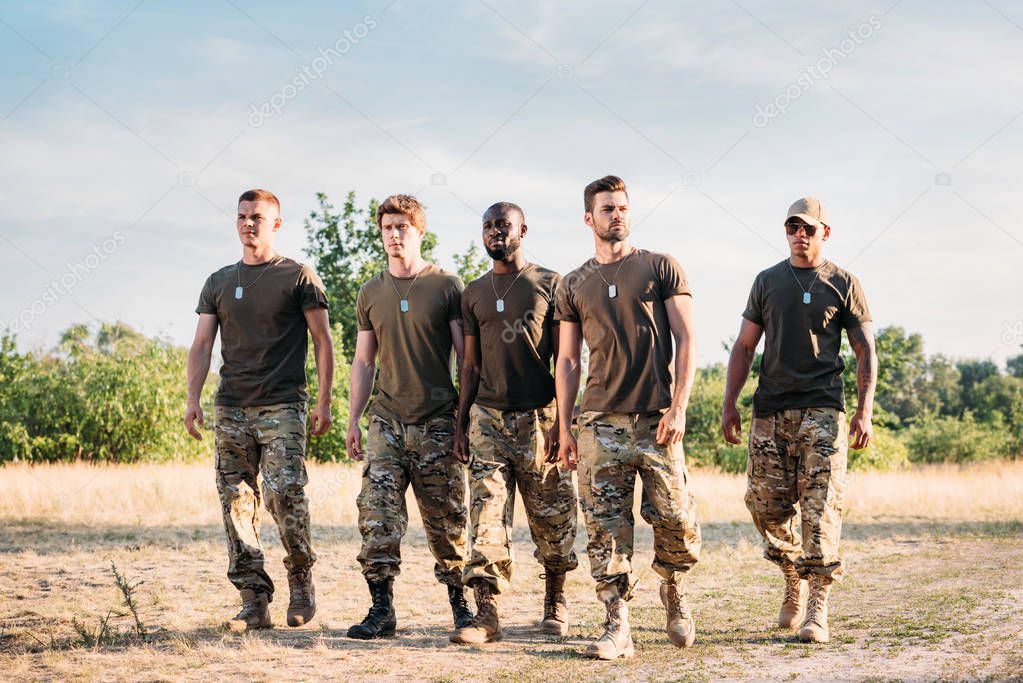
[597,249,635,299]
[235,257,280,300]
[491,263,533,313]
[787,261,824,305]
[389,265,428,313]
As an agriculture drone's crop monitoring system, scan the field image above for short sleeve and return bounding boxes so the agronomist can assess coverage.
[546,273,563,327]
[461,286,479,336]
[841,274,872,329]
[553,274,579,323]
[296,264,329,310]
[656,254,692,299]
[195,276,217,315]
[356,285,373,332]
[447,276,464,321]
[741,275,764,325]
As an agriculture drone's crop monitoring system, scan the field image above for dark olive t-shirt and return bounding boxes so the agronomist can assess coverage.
[356,265,463,424]
[462,264,561,411]
[555,249,691,413]
[743,259,871,417]
[196,256,328,407]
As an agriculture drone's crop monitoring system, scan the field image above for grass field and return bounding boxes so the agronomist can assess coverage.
[1,460,1022,682]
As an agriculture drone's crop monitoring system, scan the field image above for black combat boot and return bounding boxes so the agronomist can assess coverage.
[447,583,474,629]
[347,578,397,639]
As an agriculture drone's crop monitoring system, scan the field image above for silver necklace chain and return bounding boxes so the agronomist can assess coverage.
[389,263,429,301]
[596,248,635,287]
[236,256,280,292]
[787,260,824,301]
[491,262,533,302]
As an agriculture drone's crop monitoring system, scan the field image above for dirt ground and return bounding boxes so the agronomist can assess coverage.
[1,462,1021,682]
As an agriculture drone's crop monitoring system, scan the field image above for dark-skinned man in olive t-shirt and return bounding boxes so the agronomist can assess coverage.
[185,188,334,633]
[555,175,702,660]
[449,202,579,645]
[345,194,472,639]
[722,197,877,645]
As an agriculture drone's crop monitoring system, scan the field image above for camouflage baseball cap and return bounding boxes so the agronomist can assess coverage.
[785,197,830,228]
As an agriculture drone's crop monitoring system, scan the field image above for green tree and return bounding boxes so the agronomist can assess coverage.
[1008,352,1023,378]
[957,359,999,412]
[872,326,927,426]
[452,241,490,284]
[917,354,962,417]
[303,191,438,359]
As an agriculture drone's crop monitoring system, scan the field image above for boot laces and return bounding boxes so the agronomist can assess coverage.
[664,583,692,621]
[783,572,802,604]
[289,572,312,607]
[805,579,829,624]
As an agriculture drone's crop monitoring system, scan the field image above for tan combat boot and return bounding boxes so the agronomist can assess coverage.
[226,589,272,633]
[286,569,316,627]
[540,570,569,636]
[585,586,634,660]
[660,579,696,648]
[450,580,501,644]
[778,561,807,629]
[798,574,833,643]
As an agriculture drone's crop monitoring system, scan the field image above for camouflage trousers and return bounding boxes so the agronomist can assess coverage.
[745,407,848,580]
[577,411,701,599]
[463,403,579,594]
[214,402,315,598]
[356,413,468,587]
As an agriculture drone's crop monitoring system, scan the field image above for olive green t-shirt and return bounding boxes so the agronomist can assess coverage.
[555,249,691,413]
[462,264,561,411]
[742,259,872,417]
[195,256,328,407]
[356,265,463,424]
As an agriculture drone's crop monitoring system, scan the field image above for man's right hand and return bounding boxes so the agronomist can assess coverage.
[184,403,204,440]
[558,430,578,471]
[721,403,743,445]
[453,427,470,464]
[346,423,364,461]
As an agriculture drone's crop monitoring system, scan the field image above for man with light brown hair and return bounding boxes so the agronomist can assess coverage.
[346,194,472,639]
[186,189,334,633]
[555,175,702,659]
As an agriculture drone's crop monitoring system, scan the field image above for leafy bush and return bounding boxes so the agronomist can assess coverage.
[904,412,1014,464]
[848,426,909,471]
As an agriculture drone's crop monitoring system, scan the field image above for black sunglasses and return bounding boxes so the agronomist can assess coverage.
[785,222,818,237]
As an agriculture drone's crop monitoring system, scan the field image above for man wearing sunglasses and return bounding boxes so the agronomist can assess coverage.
[721,197,877,644]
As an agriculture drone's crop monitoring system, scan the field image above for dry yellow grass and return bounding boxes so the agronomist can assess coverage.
[1,460,1022,682]
[2,459,1021,527]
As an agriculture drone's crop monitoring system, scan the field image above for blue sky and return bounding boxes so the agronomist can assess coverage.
[2,0,1022,365]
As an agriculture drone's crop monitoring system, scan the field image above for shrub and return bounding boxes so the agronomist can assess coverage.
[904,412,1014,464]
[848,426,909,471]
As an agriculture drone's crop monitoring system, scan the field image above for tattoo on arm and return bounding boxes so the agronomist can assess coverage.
[847,325,877,412]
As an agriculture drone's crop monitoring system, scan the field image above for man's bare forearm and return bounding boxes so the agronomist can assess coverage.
[348,361,375,427]
[848,325,877,416]
[186,344,212,406]
[555,357,581,435]
[313,335,334,407]
[724,343,755,407]
[669,336,697,413]
[456,363,481,434]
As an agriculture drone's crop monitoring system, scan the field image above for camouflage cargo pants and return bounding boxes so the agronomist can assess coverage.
[356,413,468,587]
[214,402,315,598]
[577,411,701,599]
[745,407,848,580]
[463,403,579,593]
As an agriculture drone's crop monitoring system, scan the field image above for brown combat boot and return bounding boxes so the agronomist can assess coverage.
[540,570,569,636]
[585,586,634,660]
[798,574,833,643]
[778,561,807,629]
[659,579,696,648]
[450,580,502,644]
[225,589,272,633]
[286,569,316,627]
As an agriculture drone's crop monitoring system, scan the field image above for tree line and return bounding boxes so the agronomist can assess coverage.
[1,191,1019,468]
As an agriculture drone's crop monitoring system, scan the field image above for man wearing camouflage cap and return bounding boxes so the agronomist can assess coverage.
[722,197,877,643]
[556,175,702,660]
[185,188,334,632]
[450,201,578,645]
